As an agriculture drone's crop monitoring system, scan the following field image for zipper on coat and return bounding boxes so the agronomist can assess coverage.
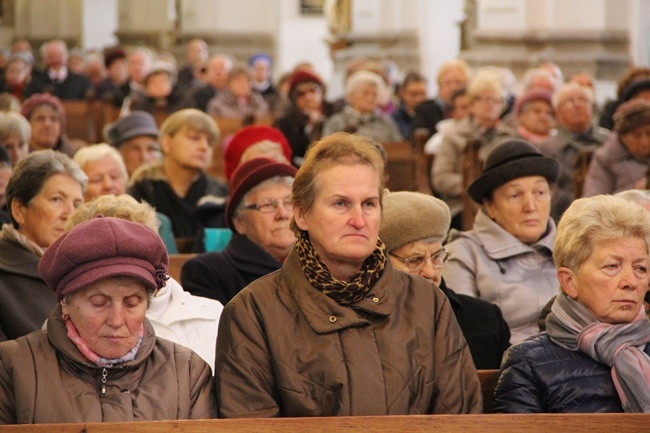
[100,368,108,396]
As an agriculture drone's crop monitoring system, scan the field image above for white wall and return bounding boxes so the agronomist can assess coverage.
[81,0,119,50]
[276,0,333,83]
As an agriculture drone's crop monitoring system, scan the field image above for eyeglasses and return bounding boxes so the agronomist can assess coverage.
[390,250,450,271]
[243,197,293,213]
[561,97,589,109]
[475,96,503,104]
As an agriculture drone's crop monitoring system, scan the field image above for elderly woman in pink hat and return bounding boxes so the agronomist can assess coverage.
[0,216,216,424]
[20,93,83,157]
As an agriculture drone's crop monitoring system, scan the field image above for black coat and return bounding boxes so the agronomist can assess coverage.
[24,69,91,101]
[493,333,650,413]
[0,238,56,341]
[411,99,447,140]
[439,278,510,369]
[275,102,335,159]
[181,232,283,305]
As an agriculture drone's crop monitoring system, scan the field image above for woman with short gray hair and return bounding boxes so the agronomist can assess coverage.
[0,149,86,341]
[0,111,30,165]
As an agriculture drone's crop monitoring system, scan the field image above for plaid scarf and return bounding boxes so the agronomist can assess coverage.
[295,230,386,306]
[546,292,650,412]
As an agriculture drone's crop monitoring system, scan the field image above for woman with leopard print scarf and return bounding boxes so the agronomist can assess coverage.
[215,132,482,417]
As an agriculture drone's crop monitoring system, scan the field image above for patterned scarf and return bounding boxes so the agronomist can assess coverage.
[546,292,650,412]
[65,318,144,368]
[295,230,386,306]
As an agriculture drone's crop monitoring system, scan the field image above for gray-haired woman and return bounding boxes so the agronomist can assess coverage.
[0,149,86,341]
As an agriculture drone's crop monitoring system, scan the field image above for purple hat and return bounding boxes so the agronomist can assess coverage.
[226,157,297,233]
[21,93,66,129]
[39,216,169,302]
[106,111,159,148]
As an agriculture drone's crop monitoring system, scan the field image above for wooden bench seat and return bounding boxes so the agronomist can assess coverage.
[1,413,648,432]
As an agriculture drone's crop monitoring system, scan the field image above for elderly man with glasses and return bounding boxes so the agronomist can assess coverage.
[182,157,297,305]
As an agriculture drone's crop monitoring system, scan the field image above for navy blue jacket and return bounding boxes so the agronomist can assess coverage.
[494,333,650,413]
[180,232,282,305]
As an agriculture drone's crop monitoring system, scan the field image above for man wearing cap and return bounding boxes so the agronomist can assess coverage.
[539,82,610,221]
[0,217,216,424]
[105,110,161,176]
[23,39,91,101]
[182,157,297,305]
[275,69,335,162]
[583,100,650,196]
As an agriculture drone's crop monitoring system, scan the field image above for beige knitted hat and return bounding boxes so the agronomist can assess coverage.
[379,190,451,253]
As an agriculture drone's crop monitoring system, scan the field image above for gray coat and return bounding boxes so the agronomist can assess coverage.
[442,210,557,344]
[323,106,403,144]
[432,116,514,216]
[582,133,650,197]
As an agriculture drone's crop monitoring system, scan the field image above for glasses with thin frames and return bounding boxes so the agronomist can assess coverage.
[243,197,293,214]
[390,250,450,271]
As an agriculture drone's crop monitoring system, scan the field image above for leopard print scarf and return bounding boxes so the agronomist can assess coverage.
[295,230,387,306]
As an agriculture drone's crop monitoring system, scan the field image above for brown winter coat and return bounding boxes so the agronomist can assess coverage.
[215,249,482,417]
[0,304,216,424]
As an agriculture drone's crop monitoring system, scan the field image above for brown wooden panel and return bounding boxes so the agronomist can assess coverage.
[1,414,649,433]
[478,369,500,413]
[167,253,197,282]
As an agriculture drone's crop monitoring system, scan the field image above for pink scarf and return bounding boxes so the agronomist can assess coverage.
[65,318,144,368]
[546,292,650,412]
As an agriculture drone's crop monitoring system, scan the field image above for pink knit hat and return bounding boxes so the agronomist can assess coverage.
[223,125,292,180]
[39,216,169,301]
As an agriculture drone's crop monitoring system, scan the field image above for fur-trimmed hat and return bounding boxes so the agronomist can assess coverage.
[225,157,297,233]
[223,125,292,180]
[468,139,561,204]
[39,216,169,302]
[380,190,451,253]
[614,99,650,135]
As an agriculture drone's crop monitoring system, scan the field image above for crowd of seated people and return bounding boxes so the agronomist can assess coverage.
[1,34,650,426]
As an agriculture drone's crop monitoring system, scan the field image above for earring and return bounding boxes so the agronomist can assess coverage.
[61,313,70,321]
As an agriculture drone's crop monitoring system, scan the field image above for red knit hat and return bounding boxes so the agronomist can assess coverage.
[39,216,169,301]
[223,125,292,180]
[289,70,324,102]
[226,157,297,233]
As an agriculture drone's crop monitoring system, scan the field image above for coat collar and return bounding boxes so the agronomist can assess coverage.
[469,209,555,260]
[281,248,396,334]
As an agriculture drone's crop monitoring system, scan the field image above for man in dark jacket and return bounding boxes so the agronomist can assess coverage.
[24,40,91,101]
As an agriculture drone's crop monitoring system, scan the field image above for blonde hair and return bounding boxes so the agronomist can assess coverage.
[554,195,650,271]
[159,108,221,148]
[466,74,505,103]
[65,194,159,231]
[290,132,385,233]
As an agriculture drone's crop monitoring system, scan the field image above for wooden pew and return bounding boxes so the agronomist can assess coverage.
[573,147,595,199]
[62,100,96,143]
[1,414,648,432]
[383,141,417,192]
[478,369,500,413]
[167,253,197,282]
[412,128,435,195]
[461,138,484,230]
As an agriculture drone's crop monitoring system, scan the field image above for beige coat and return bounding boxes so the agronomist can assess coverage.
[215,249,482,417]
[0,305,216,424]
